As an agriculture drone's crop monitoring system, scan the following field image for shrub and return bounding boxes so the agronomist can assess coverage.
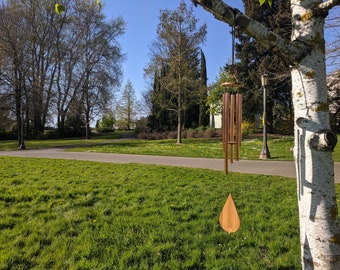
[204,128,220,138]
[0,130,17,140]
[137,128,222,140]
[242,121,256,135]
[195,125,207,131]
[137,132,170,140]
[136,132,148,139]
[96,127,115,133]
[274,119,294,135]
[186,128,198,139]
[135,117,149,134]
[166,131,178,139]
[197,129,206,138]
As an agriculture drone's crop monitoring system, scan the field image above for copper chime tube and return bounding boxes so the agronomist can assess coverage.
[222,93,242,174]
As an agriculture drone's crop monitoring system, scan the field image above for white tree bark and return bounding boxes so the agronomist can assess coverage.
[291,0,340,268]
[193,0,340,268]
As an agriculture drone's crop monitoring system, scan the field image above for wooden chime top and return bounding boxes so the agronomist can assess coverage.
[221,81,244,88]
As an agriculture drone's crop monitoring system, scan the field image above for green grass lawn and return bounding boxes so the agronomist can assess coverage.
[60,136,303,161]
[2,134,340,162]
[62,135,340,162]
[0,157,309,269]
[0,135,296,159]
[0,137,111,151]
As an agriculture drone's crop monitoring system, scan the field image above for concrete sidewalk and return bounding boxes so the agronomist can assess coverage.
[1,148,339,183]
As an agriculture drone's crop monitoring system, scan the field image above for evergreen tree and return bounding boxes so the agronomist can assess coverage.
[149,66,177,131]
[232,0,292,132]
[199,50,210,127]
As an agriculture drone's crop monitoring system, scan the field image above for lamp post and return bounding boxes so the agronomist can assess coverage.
[19,106,25,150]
[259,73,270,159]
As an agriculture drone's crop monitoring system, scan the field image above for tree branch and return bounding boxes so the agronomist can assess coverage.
[192,0,310,65]
[318,0,340,13]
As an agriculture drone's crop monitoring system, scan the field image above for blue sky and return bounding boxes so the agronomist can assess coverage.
[102,1,339,99]
[103,0,244,98]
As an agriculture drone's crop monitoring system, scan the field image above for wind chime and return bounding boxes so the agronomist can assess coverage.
[219,14,243,234]
[222,92,242,174]
[221,11,243,175]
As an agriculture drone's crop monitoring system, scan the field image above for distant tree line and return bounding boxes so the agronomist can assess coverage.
[0,0,125,142]
[1,0,337,144]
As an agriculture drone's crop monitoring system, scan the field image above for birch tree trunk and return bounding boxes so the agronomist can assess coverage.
[193,0,340,268]
[291,0,340,268]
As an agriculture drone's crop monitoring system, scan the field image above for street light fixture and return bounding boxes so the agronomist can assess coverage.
[261,73,268,87]
[259,73,270,159]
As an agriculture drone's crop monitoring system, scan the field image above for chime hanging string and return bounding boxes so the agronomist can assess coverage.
[231,23,235,67]
[230,11,237,84]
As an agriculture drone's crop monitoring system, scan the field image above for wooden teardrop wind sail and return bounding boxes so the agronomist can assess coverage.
[219,194,240,233]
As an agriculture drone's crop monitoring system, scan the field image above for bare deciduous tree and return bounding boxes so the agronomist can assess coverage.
[70,0,125,139]
[0,0,125,139]
[0,2,30,144]
[116,80,139,130]
[145,0,206,143]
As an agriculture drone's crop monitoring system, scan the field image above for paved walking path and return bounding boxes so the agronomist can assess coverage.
[1,148,340,183]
